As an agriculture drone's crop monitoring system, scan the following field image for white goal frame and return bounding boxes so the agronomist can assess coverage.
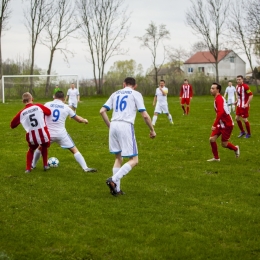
[1,74,79,103]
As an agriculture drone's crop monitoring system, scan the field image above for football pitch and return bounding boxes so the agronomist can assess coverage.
[0,96,259,260]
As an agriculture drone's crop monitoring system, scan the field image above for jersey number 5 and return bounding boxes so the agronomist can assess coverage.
[115,95,128,112]
[29,114,38,127]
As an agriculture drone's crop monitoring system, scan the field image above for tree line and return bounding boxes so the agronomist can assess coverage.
[0,0,259,96]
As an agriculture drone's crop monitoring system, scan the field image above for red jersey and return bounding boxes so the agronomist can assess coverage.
[236,83,253,108]
[10,103,51,145]
[213,95,234,128]
[180,84,193,98]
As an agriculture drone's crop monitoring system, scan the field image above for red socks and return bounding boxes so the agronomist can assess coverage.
[210,142,219,159]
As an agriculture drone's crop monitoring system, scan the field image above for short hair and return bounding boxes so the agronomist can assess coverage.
[54,91,65,99]
[160,79,165,83]
[212,82,221,93]
[237,75,244,79]
[22,92,32,103]
[184,79,188,82]
[124,77,136,86]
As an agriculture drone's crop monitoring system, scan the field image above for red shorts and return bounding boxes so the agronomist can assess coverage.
[211,126,233,142]
[181,98,191,105]
[236,106,249,118]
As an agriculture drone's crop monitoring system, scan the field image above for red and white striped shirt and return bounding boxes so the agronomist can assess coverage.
[180,84,193,98]
[236,83,253,108]
[213,95,234,128]
[10,103,51,145]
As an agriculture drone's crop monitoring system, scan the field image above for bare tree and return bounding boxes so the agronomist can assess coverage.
[186,0,230,82]
[228,0,259,92]
[136,21,170,86]
[40,0,80,96]
[167,46,189,69]
[24,0,52,92]
[77,0,130,94]
[0,0,11,79]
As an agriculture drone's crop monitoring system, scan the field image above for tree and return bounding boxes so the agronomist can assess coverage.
[77,0,130,94]
[24,0,52,93]
[228,0,259,91]
[40,0,80,96]
[186,0,230,82]
[167,46,189,69]
[136,21,170,86]
[0,0,11,79]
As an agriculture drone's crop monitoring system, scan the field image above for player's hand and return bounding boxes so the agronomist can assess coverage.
[211,126,216,131]
[244,103,248,108]
[152,103,155,106]
[84,118,88,124]
[150,130,156,139]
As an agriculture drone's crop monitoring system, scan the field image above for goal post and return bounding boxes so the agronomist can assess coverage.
[1,74,79,103]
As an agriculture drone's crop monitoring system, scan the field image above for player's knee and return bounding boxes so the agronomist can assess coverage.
[221,142,227,148]
[209,137,215,142]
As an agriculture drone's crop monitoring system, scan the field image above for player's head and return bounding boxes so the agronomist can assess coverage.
[236,75,244,84]
[22,92,33,104]
[211,82,221,96]
[159,80,165,87]
[55,85,59,88]
[71,83,75,88]
[184,79,188,85]
[124,77,136,88]
[54,91,65,100]
[228,81,232,86]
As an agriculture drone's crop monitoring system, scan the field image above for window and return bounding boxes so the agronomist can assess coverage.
[188,67,193,73]
[230,56,234,63]
[198,67,205,73]
[208,67,214,74]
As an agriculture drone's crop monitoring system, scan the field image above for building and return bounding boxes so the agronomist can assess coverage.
[183,50,246,80]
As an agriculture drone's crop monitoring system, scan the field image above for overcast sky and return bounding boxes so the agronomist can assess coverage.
[2,0,249,79]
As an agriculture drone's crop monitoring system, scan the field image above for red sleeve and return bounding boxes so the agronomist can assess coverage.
[244,84,253,96]
[190,85,193,97]
[10,111,22,129]
[180,86,183,97]
[36,103,51,116]
[213,96,224,127]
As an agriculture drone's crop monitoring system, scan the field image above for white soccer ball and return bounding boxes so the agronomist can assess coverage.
[48,157,59,168]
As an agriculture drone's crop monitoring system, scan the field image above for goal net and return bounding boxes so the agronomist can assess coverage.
[1,74,79,103]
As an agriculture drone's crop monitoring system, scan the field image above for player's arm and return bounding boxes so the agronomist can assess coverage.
[100,107,110,128]
[153,96,157,106]
[160,87,167,96]
[212,98,224,128]
[140,111,156,138]
[10,112,22,129]
[190,85,193,99]
[73,115,88,124]
[77,92,80,102]
[245,94,253,108]
[64,94,69,103]
[179,87,183,100]
[37,104,51,116]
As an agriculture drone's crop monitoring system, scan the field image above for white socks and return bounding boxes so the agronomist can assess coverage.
[168,114,173,123]
[152,115,157,125]
[112,163,132,188]
[32,149,41,168]
[74,152,87,169]
[113,167,120,192]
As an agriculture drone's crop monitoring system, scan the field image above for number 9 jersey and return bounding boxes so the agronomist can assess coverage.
[102,87,146,124]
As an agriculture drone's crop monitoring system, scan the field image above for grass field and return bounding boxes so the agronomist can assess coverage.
[0,95,259,260]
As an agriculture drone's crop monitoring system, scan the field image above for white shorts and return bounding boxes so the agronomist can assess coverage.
[51,133,75,149]
[227,98,235,105]
[109,121,138,157]
[154,103,169,114]
[69,101,78,108]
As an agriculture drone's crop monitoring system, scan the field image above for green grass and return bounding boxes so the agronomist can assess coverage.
[0,96,259,260]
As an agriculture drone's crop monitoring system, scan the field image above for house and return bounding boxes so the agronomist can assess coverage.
[183,50,246,80]
[148,65,184,80]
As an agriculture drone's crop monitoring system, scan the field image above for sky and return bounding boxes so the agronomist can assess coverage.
[2,0,250,79]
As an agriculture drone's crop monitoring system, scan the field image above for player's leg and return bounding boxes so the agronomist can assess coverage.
[236,109,246,137]
[243,117,251,138]
[181,98,186,114]
[25,144,38,172]
[221,127,240,157]
[163,105,173,124]
[152,110,159,126]
[112,153,123,192]
[31,145,42,168]
[227,99,232,113]
[41,142,50,170]
[207,130,220,161]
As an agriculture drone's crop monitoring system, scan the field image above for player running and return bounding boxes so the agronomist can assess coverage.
[10,92,51,173]
[32,91,97,172]
[179,79,193,115]
[224,81,237,114]
[207,83,240,162]
[100,77,156,196]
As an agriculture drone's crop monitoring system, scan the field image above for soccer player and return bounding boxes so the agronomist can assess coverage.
[100,77,156,196]
[32,91,97,172]
[64,83,80,112]
[224,81,237,113]
[235,75,253,138]
[53,85,60,98]
[152,79,173,126]
[207,83,239,162]
[10,92,51,173]
[179,79,193,115]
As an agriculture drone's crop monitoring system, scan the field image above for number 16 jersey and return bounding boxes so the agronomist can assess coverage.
[102,87,146,124]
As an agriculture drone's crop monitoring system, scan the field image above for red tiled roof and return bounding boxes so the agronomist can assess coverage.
[184,50,232,64]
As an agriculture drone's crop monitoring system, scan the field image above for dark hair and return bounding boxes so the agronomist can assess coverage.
[237,75,244,79]
[184,79,188,81]
[212,82,221,93]
[54,91,65,99]
[124,77,136,86]
[160,79,165,83]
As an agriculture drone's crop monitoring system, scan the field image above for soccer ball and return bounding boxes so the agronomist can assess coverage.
[48,157,59,168]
